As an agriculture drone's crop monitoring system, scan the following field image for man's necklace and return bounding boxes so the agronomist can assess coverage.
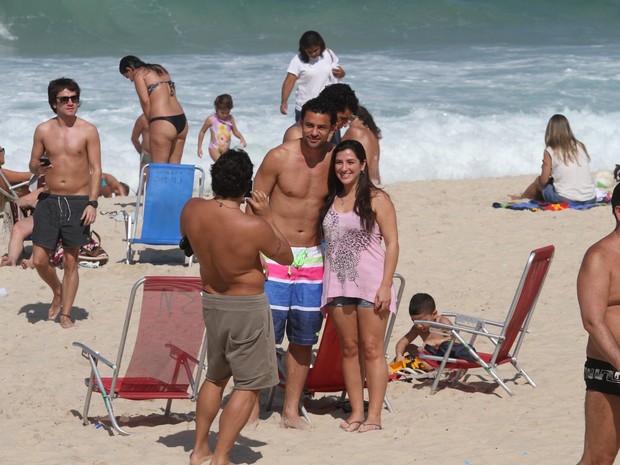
[215,199,239,210]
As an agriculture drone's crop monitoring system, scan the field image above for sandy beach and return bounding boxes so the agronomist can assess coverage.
[0,174,613,465]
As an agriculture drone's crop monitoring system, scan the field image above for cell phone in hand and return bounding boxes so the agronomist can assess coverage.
[244,180,253,198]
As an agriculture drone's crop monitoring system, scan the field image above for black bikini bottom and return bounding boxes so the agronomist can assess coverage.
[150,113,187,135]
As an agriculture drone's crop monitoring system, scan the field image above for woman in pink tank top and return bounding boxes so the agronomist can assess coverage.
[318,139,399,433]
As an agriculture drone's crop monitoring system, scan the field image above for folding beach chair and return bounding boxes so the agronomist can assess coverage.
[266,273,406,422]
[417,245,554,396]
[124,163,205,264]
[0,171,39,250]
[0,168,37,202]
[73,276,207,435]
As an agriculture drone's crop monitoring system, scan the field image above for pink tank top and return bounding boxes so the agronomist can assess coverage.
[321,207,396,313]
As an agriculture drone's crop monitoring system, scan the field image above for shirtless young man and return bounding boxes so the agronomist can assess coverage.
[282,83,358,144]
[576,183,620,465]
[181,149,293,465]
[251,96,337,430]
[28,78,102,329]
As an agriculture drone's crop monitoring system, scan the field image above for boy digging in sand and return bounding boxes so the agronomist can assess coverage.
[28,78,101,328]
[395,293,477,364]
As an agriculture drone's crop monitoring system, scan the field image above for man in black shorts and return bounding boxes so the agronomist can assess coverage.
[28,78,102,329]
[181,149,292,465]
[576,182,620,464]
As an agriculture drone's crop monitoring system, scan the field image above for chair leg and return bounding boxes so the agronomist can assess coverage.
[266,386,276,412]
[266,348,286,412]
[106,402,131,436]
[82,374,95,426]
[300,399,311,423]
[164,399,173,416]
[124,213,133,264]
[86,356,131,435]
[486,368,515,396]
[511,360,537,388]
[383,395,394,413]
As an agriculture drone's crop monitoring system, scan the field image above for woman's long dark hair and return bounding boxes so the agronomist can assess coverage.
[357,105,382,139]
[298,31,326,63]
[119,55,167,76]
[317,140,380,240]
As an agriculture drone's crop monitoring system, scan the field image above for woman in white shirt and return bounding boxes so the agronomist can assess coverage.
[514,114,595,204]
[280,31,346,121]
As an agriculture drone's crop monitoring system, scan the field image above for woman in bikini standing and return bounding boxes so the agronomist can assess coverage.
[120,55,188,164]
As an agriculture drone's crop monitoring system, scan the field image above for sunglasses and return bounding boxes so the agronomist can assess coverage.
[56,95,79,105]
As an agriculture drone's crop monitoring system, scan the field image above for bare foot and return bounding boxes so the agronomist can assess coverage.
[59,313,74,329]
[340,419,363,432]
[189,450,213,465]
[358,422,382,433]
[508,194,523,201]
[281,414,310,430]
[48,295,63,320]
[20,258,34,269]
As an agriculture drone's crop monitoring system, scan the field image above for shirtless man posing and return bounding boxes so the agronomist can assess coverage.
[576,183,620,465]
[28,78,102,329]
[252,96,337,429]
[182,149,293,465]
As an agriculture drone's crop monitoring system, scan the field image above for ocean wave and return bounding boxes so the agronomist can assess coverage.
[1,0,620,57]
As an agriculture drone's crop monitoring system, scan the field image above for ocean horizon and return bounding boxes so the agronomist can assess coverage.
[2,0,620,191]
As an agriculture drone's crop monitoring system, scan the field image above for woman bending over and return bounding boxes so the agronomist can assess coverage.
[120,55,188,164]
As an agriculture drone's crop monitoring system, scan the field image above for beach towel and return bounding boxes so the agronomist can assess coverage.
[492,200,609,212]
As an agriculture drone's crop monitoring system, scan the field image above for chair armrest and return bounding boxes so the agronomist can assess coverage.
[415,320,504,340]
[73,342,116,369]
[165,343,200,365]
[442,312,505,329]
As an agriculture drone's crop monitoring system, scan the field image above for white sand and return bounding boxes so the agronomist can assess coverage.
[0,174,612,464]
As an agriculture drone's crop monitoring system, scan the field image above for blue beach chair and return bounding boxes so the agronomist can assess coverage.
[124,163,205,264]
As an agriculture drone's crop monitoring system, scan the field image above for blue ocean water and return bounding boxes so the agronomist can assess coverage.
[2,0,620,190]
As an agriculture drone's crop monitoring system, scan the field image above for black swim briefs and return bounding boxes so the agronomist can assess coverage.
[32,193,91,249]
[584,357,620,397]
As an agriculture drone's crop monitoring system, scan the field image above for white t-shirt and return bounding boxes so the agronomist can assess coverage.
[287,49,340,111]
[547,145,595,201]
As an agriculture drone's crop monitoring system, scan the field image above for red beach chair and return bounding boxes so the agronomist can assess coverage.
[73,276,207,435]
[417,245,554,395]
